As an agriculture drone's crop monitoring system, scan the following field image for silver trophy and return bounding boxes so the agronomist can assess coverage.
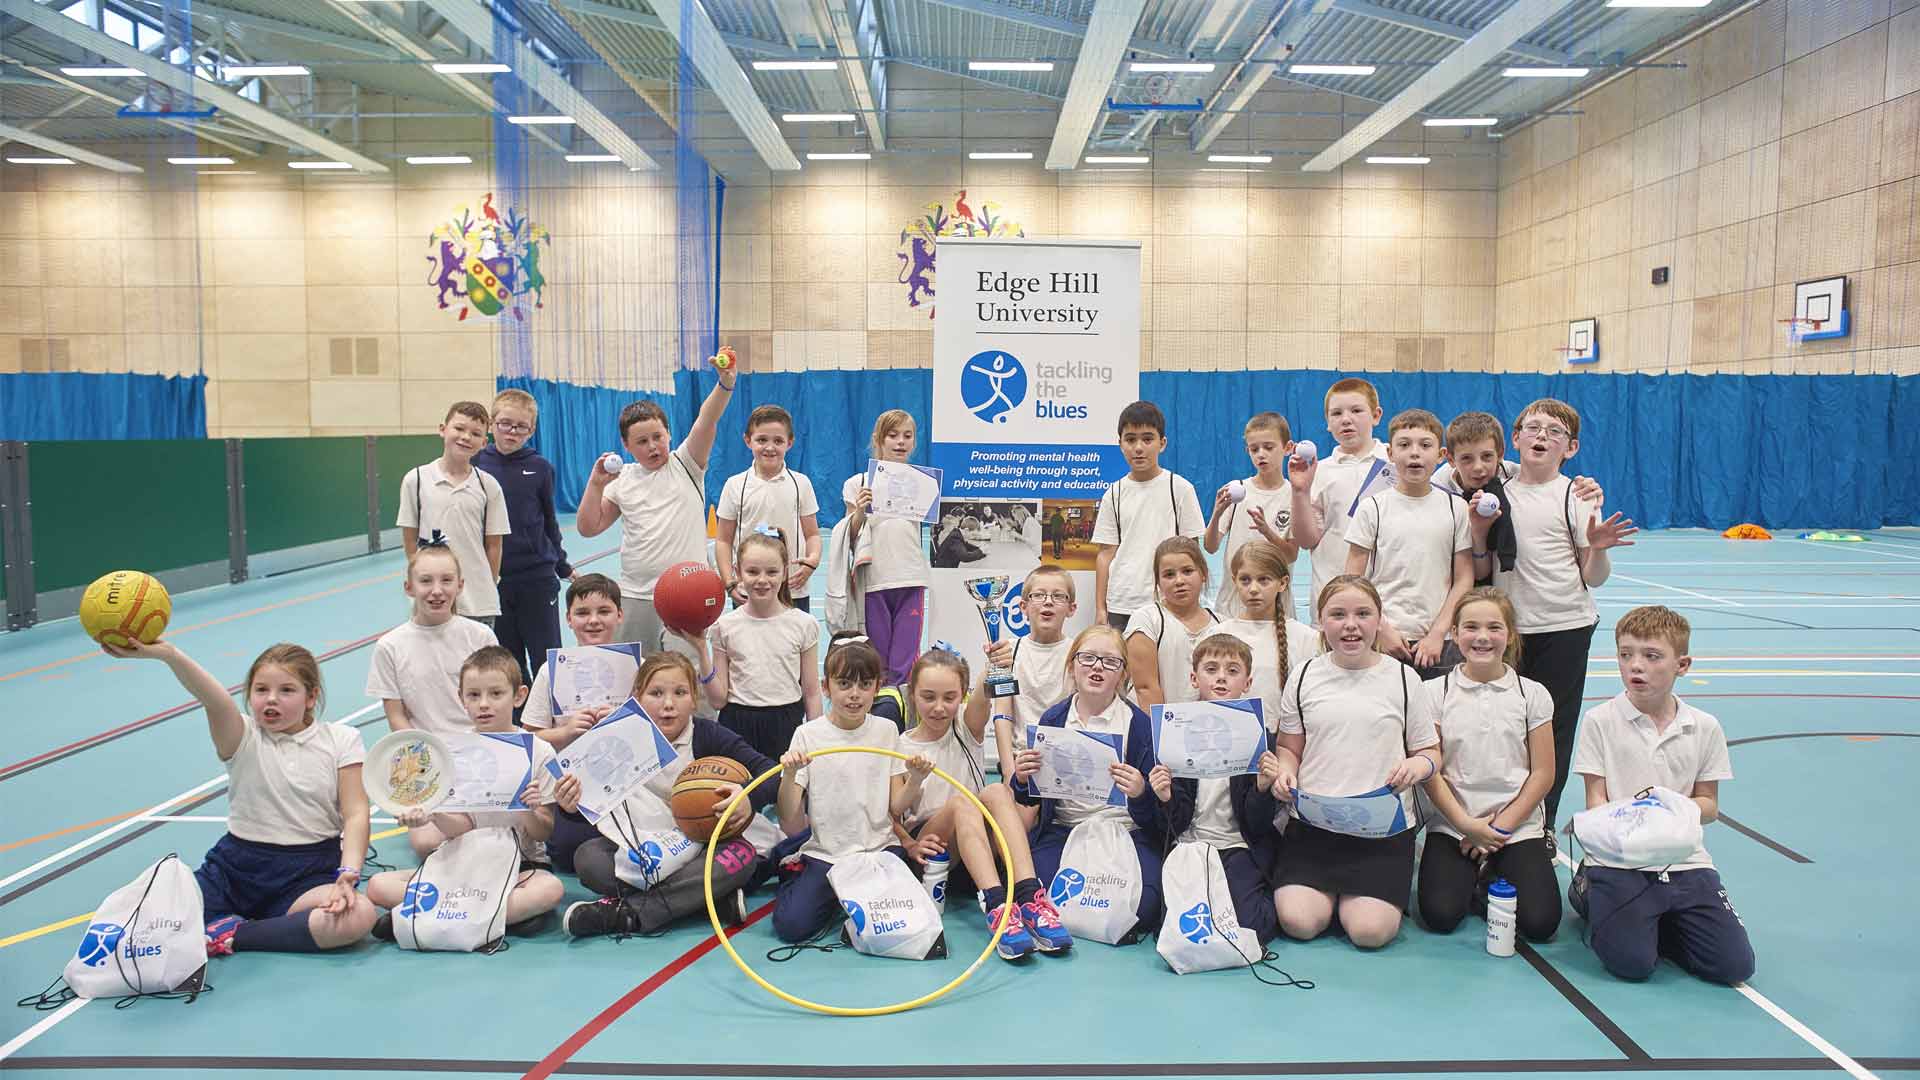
[963,574,1018,698]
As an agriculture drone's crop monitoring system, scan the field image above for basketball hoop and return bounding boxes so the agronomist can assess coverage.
[1555,346,1595,364]
[1780,317,1826,344]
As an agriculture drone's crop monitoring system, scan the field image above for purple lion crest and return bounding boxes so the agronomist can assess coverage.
[895,189,1025,318]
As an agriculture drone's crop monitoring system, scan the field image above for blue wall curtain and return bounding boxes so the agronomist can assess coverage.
[0,373,207,441]
[509,370,1915,531]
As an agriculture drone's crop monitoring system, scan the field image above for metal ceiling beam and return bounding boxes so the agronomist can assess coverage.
[647,0,799,170]
[812,0,885,149]
[0,119,143,170]
[2,0,387,169]
[422,0,658,169]
[5,55,280,156]
[889,57,1063,99]
[160,1,398,59]
[1046,0,1151,169]
[1302,0,1579,171]
[556,0,810,58]
[545,0,680,133]
[1329,0,1571,66]
[322,1,567,154]
[921,0,1175,59]
[1191,0,1333,152]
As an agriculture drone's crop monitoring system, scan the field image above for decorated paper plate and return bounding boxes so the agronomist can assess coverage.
[364,729,453,816]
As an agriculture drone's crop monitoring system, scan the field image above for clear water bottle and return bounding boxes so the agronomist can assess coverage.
[1486,877,1517,957]
[923,850,951,914]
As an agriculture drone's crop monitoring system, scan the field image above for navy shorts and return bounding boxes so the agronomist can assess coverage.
[195,833,341,922]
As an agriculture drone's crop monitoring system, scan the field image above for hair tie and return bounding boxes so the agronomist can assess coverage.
[832,634,870,647]
[752,523,785,540]
[930,639,962,657]
[418,531,451,549]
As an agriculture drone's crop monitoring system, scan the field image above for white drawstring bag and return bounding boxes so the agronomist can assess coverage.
[393,827,521,952]
[56,854,207,1002]
[1156,842,1260,974]
[826,850,945,960]
[1048,818,1144,945]
[597,794,703,891]
[1571,786,1703,868]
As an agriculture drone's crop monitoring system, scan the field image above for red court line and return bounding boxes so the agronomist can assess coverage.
[521,901,775,1080]
[0,629,387,782]
[1584,692,1920,702]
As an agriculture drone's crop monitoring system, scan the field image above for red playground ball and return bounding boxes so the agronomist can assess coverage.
[653,561,726,634]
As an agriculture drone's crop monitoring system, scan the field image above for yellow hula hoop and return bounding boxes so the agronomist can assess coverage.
[702,745,1017,1017]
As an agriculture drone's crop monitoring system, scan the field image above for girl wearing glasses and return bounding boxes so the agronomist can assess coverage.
[1009,625,1164,942]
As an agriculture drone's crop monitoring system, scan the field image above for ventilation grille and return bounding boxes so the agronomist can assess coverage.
[329,337,380,375]
[19,338,70,372]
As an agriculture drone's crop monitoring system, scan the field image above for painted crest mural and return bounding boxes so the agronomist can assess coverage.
[426,192,550,321]
[895,189,1025,318]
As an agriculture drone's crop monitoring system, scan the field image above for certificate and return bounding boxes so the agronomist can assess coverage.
[545,643,645,715]
[865,458,942,524]
[1151,698,1265,779]
[546,697,680,823]
[1025,725,1124,806]
[1291,786,1413,839]
[438,731,536,813]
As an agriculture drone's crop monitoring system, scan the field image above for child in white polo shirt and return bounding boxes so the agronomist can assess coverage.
[966,564,1078,779]
[1269,575,1440,951]
[1570,605,1754,985]
[1205,411,1297,618]
[1493,398,1637,835]
[1345,408,1473,678]
[717,404,822,611]
[105,638,376,956]
[1286,377,1392,623]
[365,543,498,856]
[1418,587,1560,942]
[398,401,511,625]
[1093,400,1206,631]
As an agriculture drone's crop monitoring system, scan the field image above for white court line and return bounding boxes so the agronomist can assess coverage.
[1795,539,1920,564]
[1735,983,1880,1080]
[0,702,382,896]
[0,997,89,1061]
[1612,573,1745,607]
[143,815,398,825]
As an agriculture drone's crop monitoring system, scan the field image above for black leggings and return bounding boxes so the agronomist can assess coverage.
[1519,621,1598,829]
[1417,835,1561,942]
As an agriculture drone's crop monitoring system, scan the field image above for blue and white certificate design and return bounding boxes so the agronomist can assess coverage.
[440,731,536,813]
[865,458,943,524]
[1151,698,1265,779]
[545,643,646,716]
[1291,786,1413,838]
[547,697,679,823]
[1026,725,1125,806]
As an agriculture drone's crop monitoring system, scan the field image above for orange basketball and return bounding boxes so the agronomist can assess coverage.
[670,756,754,841]
[652,561,726,635]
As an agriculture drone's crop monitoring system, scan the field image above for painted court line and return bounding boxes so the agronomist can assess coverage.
[0,912,93,950]
[520,901,776,1080]
[1736,983,1881,1080]
[1612,574,1744,607]
[0,997,89,1062]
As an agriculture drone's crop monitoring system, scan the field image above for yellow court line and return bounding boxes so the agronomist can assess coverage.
[371,826,407,842]
[0,912,93,950]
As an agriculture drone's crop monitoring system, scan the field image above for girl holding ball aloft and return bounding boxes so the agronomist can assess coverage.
[104,638,378,956]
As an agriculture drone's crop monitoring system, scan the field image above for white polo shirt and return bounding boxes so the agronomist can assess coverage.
[1493,475,1597,634]
[1002,635,1072,731]
[1425,667,1553,842]
[718,467,819,545]
[1217,617,1321,732]
[1347,485,1471,640]
[1287,442,1391,620]
[1091,470,1206,617]
[365,616,499,738]
[900,721,988,825]
[397,461,512,617]
[1276,655,1438,821]
[1181,777,1243,850]
[225,719,365,846]
[790,715,904,863]
[606,449,709,600]
[1215,476,1293,618]
[1125,604,1219,706]
[711,606,817,707]
[842,474,928,592]
[1571,692,1732,871]
[1052,694,1137,829]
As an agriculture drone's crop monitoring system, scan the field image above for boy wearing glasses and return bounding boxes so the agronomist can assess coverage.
[399,401,512,626]
[476,389,573,687]
[1495,398,1637,836]
[966,564,1079,780]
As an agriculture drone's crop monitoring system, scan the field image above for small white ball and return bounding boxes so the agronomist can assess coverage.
[1227,480,1246,503]
[1292,439,1318,464]
[599,452,623,475]
[1476,492,1501,517]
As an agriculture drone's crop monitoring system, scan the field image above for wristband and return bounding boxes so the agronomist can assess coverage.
[1489,824,1513,837]
[335,866,360,881]
[1471,549,1490,558]
[717,378,736,392]
[699,670,716,685]
[1418,756,1436,782]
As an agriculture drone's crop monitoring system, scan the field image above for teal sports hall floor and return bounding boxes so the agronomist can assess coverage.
[1,526,1916,1080]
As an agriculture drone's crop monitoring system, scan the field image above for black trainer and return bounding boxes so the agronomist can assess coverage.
[371,913,394,942]
[564,897,640,939]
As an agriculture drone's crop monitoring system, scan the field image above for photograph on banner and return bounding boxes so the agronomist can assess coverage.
[1037,498,1102,570]
[864,458,943,524]
[932,499,1039,570]
[439,731,537,813]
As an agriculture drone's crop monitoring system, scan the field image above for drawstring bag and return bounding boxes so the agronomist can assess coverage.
[1570,786,1703,869]
[393,827,520,952]
[826,850,945,960]
[598,794,703,892]
[22,854,208,1008]
[1156,842,1260,974]
[1049,818,1144,945]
